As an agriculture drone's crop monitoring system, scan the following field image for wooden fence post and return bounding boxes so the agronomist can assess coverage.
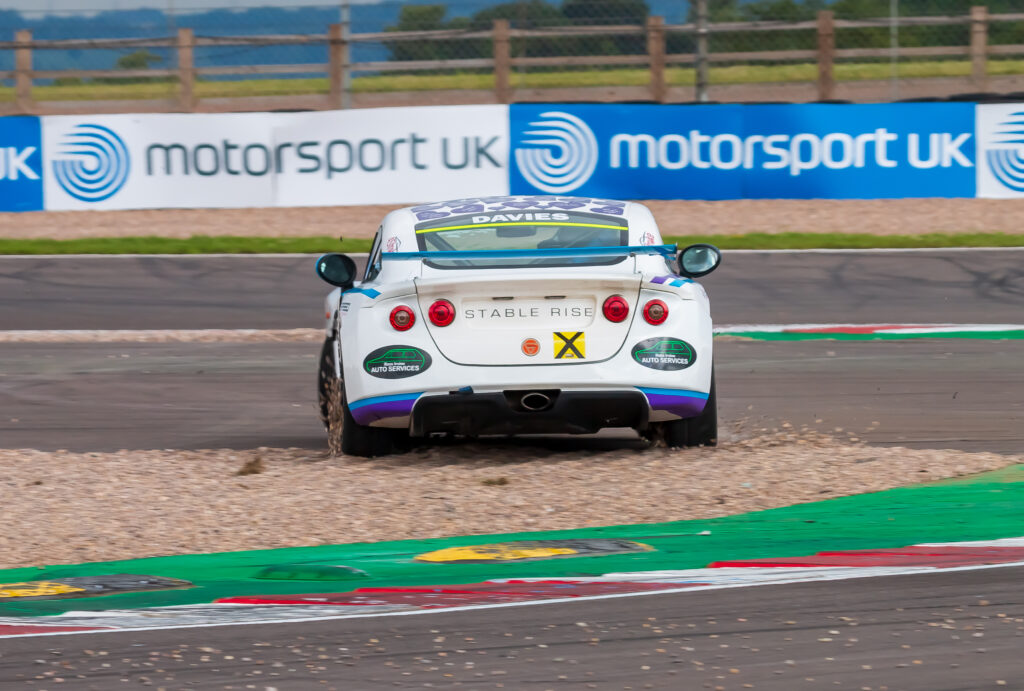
[493,19,511,104]
[328,23,348,109]
[816,10,835,101]
[15,30,33,114]
[694,0,709,102]
[177,28,197,112]
[647,16,666,103]
[970,5,988,90]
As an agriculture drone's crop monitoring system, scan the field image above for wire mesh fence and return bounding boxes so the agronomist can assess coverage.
[1,0,1022,111]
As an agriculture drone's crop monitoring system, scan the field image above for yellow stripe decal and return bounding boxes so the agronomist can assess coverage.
[415,221,625,234]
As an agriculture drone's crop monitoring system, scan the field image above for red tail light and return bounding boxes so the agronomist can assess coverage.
[389,305,415,331]
[643,299,668,325]
[602,295,629,323]
[428,299,455,327]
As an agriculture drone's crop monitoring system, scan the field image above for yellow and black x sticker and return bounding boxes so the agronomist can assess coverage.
[553,331,585,359]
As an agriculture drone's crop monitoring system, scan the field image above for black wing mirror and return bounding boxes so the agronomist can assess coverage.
[677,243,722,278]
[316,253,358,289]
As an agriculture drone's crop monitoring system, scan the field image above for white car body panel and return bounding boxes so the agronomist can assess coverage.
[321,196,714,434]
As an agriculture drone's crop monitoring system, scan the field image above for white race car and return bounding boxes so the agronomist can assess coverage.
[315,196,721,457]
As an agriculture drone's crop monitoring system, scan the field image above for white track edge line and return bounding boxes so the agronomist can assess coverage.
[6,558,1024,640]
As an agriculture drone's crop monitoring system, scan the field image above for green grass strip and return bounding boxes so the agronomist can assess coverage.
[2,232,1024,255]
[3,58,1024,102]
[0,236,372,255]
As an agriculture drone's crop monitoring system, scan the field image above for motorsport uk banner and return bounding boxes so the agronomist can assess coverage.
[2,102,1024,212]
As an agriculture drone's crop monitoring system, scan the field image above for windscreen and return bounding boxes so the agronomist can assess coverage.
[414,211,629,269]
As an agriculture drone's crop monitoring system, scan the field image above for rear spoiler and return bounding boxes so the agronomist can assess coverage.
[382,244,677,261]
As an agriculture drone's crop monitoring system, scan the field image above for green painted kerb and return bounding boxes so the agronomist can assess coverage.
[2,465,1022,617]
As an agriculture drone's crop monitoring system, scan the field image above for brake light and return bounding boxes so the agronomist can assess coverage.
[389,305,415,331]
[602,295,629,323]
[428,299,455,327]
[643,299,668,325]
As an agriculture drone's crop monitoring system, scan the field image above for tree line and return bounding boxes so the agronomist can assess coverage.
[386,0,1024,61]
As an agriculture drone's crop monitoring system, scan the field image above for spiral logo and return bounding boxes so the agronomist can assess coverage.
[52,124,130,202]
[984,111,1024,193]
[514,111,598,194]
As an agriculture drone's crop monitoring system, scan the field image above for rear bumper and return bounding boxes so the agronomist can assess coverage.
[409,389,649,437]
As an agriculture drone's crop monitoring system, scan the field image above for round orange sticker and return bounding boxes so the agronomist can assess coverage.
[521,338,540,356]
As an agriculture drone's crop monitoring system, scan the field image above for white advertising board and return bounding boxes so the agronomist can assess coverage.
[273,105,509,206]
[40,105,509,211]
[42,113,277,211]
[976,103,1024,199]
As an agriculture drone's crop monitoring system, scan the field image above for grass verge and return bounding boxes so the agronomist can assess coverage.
[1,232,1022,255]
[2,58,1021,102]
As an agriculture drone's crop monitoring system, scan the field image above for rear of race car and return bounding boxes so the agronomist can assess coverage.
[333,203,716,448]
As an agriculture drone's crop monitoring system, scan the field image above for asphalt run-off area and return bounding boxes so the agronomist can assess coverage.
[1,247,1022,690]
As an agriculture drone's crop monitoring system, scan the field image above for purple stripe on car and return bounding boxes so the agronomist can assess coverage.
[638,388,709,419]
[349,393,421,425]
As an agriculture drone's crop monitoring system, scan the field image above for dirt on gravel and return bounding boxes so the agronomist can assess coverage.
[6,198,1024,241]
[0,431,1016,569]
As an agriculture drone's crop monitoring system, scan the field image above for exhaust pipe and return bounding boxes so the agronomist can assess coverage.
[520,392,552,411]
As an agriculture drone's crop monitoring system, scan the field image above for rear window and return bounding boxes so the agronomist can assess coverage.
[414,212,629,269]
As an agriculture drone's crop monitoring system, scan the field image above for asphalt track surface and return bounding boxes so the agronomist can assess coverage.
[1,339,1021,452]
[1,249,1022,452]
[3,249,1024,330]
[2,249,1023,688]
[1,564,1022,690]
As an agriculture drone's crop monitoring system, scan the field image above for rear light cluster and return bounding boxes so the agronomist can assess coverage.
[391,300,457,331]
[602,295,630,323]
[428,299,455,327]
[389,306,415,331]
[643,299,669,325]
[600,295,670,325]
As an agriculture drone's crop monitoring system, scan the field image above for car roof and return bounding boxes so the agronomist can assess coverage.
[378,196,659,250]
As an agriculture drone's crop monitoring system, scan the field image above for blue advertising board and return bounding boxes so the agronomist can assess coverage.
[509,103,976,200]
[0,116,43,212]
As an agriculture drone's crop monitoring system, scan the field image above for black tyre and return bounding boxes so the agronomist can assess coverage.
[660,369,718,448]
[317,339,335,427]
[318,338,409,458]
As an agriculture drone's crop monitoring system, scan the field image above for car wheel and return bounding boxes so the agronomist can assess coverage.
[318,338,410,458]
[659,368,718,448]
[317,339,335,428]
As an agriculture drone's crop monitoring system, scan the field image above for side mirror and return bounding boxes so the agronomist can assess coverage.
[316,253,357,289]
[677,243,721,278]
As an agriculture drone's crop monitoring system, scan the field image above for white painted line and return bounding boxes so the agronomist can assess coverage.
[4,541,1024,640]
[920,537,1024,547]
[6,559,1024,640]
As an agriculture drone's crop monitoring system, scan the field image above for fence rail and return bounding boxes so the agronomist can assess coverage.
[2,6,1020,115]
